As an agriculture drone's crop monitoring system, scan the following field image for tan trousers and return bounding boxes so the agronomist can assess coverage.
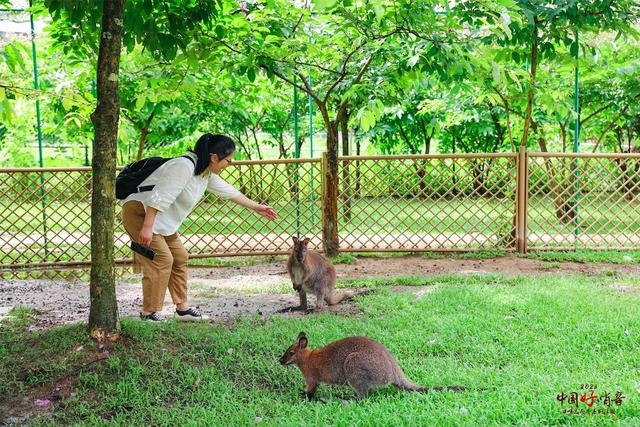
[121,201,189,312]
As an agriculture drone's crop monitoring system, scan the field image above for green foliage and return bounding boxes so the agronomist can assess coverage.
[1,1,639,166]
[0,40,32,124]
[43,0,223,60]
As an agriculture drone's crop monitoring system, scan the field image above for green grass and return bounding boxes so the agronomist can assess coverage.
[522,250,640,264]
[2,274,639,425]
[421,250,508,260]
[187,255,287,268]
[5,195,639,237]
[188,254,355,268]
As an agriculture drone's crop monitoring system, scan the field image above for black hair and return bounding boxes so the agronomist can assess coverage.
[190,133,236,175]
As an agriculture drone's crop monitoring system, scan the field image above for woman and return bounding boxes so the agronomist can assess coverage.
[121,133,277,321]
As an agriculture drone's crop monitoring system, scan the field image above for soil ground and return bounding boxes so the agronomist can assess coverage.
[1,254,638,329]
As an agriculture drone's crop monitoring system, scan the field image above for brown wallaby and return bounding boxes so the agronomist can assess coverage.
[281,237,362,312]
[279,332,467,400]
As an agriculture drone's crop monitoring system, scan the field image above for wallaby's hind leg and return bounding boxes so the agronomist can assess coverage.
[344,352,379,400]
[314,291,327,311]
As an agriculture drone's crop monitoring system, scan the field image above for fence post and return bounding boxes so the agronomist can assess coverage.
[516,146,528,253]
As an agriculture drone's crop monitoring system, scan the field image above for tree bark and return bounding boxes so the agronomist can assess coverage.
[136,109,155,161]
[560,121,567,153]
[89,0,125,341]
[323,115,339,257]
[537,137,576,223]
[592,110,626,153]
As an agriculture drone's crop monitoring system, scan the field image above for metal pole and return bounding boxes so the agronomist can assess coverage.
[572,28,581,245]
[29,1,49,257]
[309,75,316,226]
[293,75,300,237]
[573,30,580,154]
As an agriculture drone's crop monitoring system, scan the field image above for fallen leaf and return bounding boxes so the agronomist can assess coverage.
[34,399,51,408]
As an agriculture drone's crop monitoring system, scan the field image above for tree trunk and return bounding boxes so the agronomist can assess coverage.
[472,160,487,196]
[537,137,575,223]
[592,111,625,153]
[415,119,433,197]
[88,0,125,341]
[520,20,539,149]
[560,121,567,153]
[136,109,156,161]
[322,110,339,257]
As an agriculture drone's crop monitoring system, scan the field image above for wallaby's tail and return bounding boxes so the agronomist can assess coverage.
[326,288,373,305]
[395,377,467,393]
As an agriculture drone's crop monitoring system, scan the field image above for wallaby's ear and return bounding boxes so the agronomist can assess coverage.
[302,237,310,246]
[298,333,308,349]
[292,236,299,244]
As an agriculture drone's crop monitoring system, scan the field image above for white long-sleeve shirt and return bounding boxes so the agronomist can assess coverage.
[121,152,240,235]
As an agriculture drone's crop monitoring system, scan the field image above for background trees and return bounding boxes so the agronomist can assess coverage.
[1,0,638,335]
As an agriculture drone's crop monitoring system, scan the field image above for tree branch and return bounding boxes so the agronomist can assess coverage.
[335,55,373,125]
[323,40,369,104]
[581,103,612,126]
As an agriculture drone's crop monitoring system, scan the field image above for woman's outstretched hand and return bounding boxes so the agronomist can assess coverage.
[255,204,277,220]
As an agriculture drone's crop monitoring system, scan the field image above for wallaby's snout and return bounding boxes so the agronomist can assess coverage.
[279,332,308,366]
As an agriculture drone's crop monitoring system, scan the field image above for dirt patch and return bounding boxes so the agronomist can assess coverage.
[1,254,638,329]
[608,284,640,294]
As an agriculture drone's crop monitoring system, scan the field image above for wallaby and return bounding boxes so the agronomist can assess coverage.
[279,332,467,400]
[282,236,361,312]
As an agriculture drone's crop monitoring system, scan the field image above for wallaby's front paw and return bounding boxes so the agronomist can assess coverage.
[300,391,314,401]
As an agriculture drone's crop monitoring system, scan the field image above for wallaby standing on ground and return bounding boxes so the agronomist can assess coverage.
[283,237,361,312]
[279,332,467,400]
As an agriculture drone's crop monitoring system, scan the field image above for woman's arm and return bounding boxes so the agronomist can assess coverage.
[229,193,277,220]
[138,207,159,246]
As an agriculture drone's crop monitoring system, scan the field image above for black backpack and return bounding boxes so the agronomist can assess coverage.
[115,155,196,200]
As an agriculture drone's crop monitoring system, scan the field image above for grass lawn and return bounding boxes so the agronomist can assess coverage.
[3,195,638,237]
[4,195,640,267]
[2,273,639,425]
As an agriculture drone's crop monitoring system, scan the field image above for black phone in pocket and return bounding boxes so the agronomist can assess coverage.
[130,241,156,260]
